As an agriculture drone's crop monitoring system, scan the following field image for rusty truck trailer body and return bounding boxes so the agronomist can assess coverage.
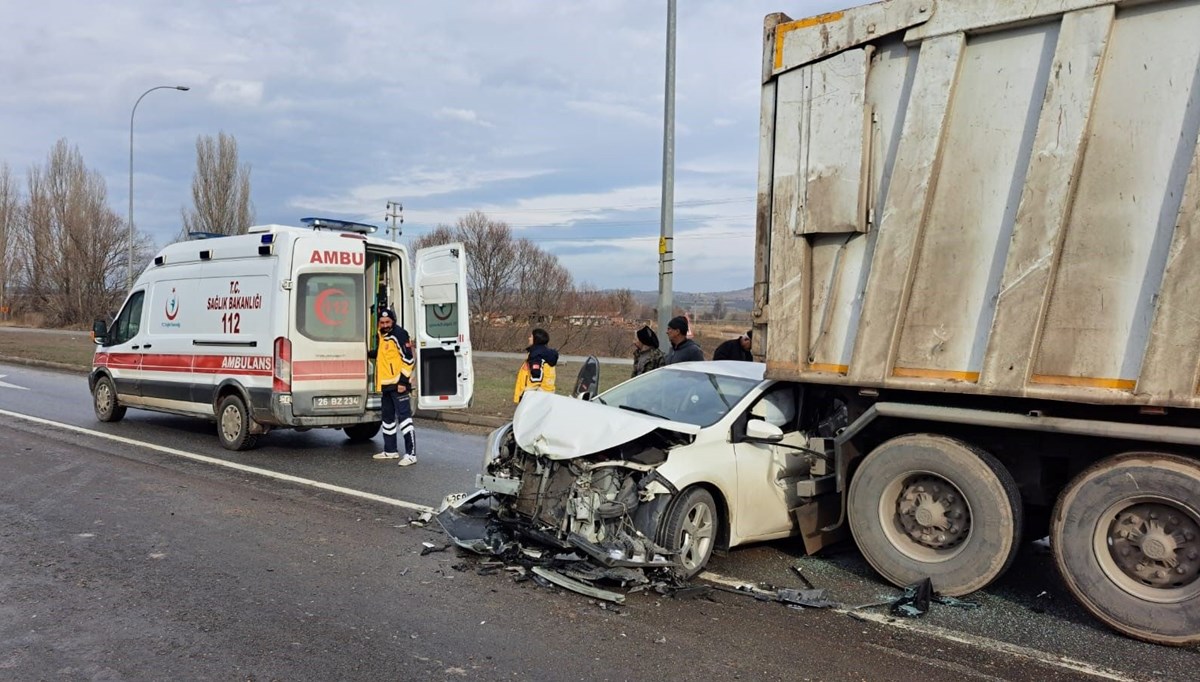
[755,0,1200,409]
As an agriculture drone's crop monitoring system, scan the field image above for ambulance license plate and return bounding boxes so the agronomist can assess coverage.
[314,395,360,409]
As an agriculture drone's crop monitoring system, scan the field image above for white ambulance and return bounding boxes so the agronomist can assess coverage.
[89,218,473,450]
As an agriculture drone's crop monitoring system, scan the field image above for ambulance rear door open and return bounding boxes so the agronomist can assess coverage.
[413,243,473,409]
[287,234,369,416]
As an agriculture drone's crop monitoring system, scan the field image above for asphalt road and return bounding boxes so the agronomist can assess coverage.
[1,363,1197,680]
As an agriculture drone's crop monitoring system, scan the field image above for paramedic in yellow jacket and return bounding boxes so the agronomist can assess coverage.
[370,309,417,465]
[513,328,559,403]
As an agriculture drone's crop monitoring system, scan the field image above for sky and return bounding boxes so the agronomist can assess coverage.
[0,0,849,293]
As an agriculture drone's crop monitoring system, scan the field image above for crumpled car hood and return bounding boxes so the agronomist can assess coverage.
[513,391,700,459]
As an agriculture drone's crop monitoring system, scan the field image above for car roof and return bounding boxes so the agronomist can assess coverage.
[663,360,766,381]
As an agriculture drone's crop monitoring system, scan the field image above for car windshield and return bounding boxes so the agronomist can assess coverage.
[596,367,761,427]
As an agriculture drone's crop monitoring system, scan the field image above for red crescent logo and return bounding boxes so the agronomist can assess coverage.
[165,288,179,320]
[313,288,348,326]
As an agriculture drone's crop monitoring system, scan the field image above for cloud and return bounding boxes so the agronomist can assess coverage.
[434,107,494,128]
[210,80,264,107]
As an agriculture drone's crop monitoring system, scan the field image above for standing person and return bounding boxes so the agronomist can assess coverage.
[632,325,665,377]
[370,309,417,466]
[513,328,560,403]
[713,329,754,362]
[664,315,705,365]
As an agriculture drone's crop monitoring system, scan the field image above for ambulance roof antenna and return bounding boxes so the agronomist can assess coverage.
[385,201,404,242]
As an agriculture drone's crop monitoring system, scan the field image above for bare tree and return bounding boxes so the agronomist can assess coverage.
[18,139,132,325]
[181,132,254,236]
[0,163,20,318]
[410,211,580,351]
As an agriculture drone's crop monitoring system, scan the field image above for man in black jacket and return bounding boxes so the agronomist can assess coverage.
[665,316,705,365]
[713,330,753,362]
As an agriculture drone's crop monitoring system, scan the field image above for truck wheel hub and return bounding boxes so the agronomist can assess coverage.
[1110,503,1200,589]
[896,475,969,550]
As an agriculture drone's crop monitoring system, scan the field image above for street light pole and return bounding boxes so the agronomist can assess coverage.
[656,0,676,351]
[129,85,190,289]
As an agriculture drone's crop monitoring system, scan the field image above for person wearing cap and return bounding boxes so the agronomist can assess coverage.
[632,324,665,377]
[513,328,560,403]
[369,309,417,465]
[664,315,705,365]
[713,329,754,362]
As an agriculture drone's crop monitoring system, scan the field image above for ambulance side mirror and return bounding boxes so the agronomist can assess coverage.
[91,319,108,345]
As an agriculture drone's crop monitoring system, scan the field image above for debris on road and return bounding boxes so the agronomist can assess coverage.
[890,578,933,618]
[420,542,450,556]
[433,489,685,603]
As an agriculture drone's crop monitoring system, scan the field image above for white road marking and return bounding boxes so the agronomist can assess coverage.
[698,570,1135,682]
[0,408,434,514]
[0,375,28,390]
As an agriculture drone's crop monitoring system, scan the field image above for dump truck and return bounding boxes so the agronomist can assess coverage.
[754,0,1200,645]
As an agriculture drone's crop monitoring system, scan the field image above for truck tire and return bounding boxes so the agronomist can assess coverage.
[1051,452,1200,646]
[343,421,381,442]
[848,434,1022,596]
[217,394,257,451]
[661,487,719,579]
[92,375,126,423]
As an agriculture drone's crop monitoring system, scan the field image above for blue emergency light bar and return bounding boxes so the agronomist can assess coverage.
[300,217,378,234]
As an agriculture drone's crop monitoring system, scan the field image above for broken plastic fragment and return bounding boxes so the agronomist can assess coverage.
[890,578,933,618]
[933,595,980,610]
[776,587,835,608]
[531,566,626,604]
[420,542,450,556]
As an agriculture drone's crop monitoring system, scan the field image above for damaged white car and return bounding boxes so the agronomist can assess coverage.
[439,362,847,578]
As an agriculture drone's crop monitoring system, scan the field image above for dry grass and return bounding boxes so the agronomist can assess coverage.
[0,328,95,367]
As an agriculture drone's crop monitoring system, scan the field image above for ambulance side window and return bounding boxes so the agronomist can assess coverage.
[297,273,364,342]
[110,291,145,345]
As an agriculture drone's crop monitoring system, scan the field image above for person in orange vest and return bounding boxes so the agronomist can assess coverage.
[513,328,560,403]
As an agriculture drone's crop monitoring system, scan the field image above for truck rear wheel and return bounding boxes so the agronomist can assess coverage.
[1051,452,1200,646]
[343,421,381,442]
[848,434,1022,596]
[217,394,257,451]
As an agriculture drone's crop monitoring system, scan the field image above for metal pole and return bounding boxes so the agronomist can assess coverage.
[656,0,677,351]
[385,201,404,241]
[129,85,190,289]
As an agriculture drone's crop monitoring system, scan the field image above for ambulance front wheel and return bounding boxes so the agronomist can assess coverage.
[217,394,258,451]
[344,421,381,442]
[92,376,126,422]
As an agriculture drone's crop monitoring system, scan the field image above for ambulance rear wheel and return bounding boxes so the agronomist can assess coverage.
[92,376,126,422]
[217,394,257,451]
[343,421,381,442]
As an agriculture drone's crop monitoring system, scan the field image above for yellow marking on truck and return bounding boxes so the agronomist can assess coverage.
[806,362,850,375]
[1031,375,1136,390]
[893,367,981,383]
[774,11,846,70]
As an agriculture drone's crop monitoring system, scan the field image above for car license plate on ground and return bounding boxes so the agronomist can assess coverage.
[314,395,360,409]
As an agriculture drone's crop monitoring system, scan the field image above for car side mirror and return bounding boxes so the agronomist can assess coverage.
[745,419,784,443]
[91,319,108,345]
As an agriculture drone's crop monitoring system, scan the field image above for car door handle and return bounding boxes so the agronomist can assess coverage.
[142,343,152,349]
[131,345,140,350]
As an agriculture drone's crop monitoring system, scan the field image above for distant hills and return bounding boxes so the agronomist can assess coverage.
[626,287,754,313]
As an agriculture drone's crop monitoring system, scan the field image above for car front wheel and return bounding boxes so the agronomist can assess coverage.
[661,487,719,579]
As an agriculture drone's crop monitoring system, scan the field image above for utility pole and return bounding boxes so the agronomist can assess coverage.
[656,0,677,351]
[385,201,404,241]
